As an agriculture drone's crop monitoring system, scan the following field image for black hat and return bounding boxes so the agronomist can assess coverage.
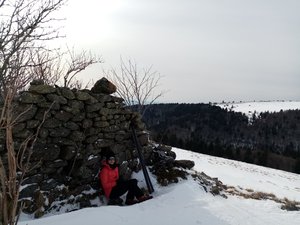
[105,151,115,159]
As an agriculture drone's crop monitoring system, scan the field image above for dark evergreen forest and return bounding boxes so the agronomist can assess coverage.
[142,103,300,174]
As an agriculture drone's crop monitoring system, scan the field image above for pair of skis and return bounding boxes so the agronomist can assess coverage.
[130,124,154,194]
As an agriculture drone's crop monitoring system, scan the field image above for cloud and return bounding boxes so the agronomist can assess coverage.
[60,0,300,103]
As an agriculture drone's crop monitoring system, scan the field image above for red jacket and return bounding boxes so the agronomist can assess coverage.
[99,162,119,198]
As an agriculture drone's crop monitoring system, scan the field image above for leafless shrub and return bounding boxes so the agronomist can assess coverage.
[104,57,165,117]
[30,47,102,89]
[0,1,66,224]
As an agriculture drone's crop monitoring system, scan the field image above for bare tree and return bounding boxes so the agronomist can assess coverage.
[29,49,64,85]
[30,46,101,89]
[63,47,101,89]
[0,1,65,224]
[104,58,165,117]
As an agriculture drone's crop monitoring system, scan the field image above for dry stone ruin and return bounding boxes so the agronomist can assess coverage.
[0,77,193,218]
[0,78,146,216]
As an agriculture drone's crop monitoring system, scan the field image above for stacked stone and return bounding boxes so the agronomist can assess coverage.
[1,78,149,217]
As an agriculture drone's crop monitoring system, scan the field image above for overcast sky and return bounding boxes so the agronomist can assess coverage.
[60,0,300,103]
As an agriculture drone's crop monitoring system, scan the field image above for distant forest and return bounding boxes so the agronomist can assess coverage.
[142,103,300,174]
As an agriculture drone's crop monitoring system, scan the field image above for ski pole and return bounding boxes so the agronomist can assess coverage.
[130,124,154,194]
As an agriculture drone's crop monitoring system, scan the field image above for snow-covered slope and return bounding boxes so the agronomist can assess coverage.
[19,148,300,225]
[218,101,300,118]
[175,148,300,201]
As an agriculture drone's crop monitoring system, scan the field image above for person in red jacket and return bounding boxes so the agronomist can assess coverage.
[99,152,152,205]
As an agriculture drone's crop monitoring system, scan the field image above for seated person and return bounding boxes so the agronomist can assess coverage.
[99,152,152,205]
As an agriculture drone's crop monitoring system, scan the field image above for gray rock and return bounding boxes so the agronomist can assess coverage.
[51,137,76,146]
[34,108,52,121]
[30,79,45,85]
[85,96,98,104]
[61,105,74,113]
[76,166,92,179]
[104,133,115,139]
[86,112,99,119]
[46,94,68,105]
[102,125,120,133]
[40,179,60,191]
[94,121,109,128]
[75,91,92,101]
[63,121,80,130]
[69,131,85,141]
[119,162,132,180]
[86,135,98,144]
[16,105,38,122]
[91,77,116,94]
[48,159,68,168]
[99,108,110,116]
[174,160,195,169]
[19,92,45,104]
[22,174,43,185]
[115,133,125,142]
[32,143,60,161]
[86,103,103,112]
[85,154,100,166]
[13,122,26,133]
[111,96,124,103]
[13,129,33,139]
[60,146,77,160]
[71,113,85,122]
[38,128,49,139]
[84,127,97,136]
[106,103,116,109]
[82,119,93,129]
[54,110,73,122]
[19,184,39,198]
[111,144,127,154]
[68,100,84,112]
[29,84,56,94]
[37,101,60,110]
[49,127,71,137]
[138,133,149,146]
[60,87,75,99]
[27,120,40,129]
[43,118,61,128]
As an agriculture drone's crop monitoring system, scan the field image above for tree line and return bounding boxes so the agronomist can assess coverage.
[142,103,300,174]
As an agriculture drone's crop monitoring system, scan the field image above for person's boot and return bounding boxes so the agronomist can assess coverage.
[125,199,139,205]
[108,197,123,206]
[137,195,153,203]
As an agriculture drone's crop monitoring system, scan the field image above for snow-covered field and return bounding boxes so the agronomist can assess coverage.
[218,101,300,118]
[19,148,300,225]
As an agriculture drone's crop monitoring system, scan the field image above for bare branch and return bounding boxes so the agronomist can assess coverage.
[0,0,6,8]
[0,1,66,224]
[63,46,102,88]
[104,57,165,117]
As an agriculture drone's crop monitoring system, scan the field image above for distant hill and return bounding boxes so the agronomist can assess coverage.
[142,102,300,174]
[217,101,300,118]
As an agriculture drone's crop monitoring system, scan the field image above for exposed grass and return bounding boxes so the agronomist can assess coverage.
[223,184,300,211]
[281,198,300,211]
[190,170,300,211]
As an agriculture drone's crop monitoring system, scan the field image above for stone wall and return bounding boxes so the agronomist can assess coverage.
[0,78,151,217]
